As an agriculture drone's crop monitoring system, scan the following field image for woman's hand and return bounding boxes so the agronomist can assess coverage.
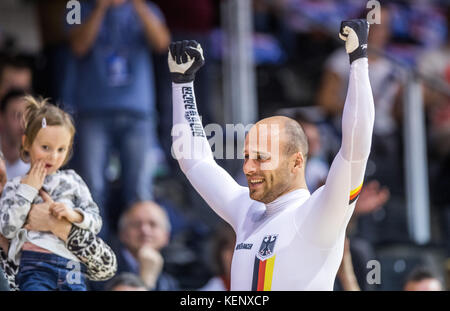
[24,191,54,232]
[24,190,72,241]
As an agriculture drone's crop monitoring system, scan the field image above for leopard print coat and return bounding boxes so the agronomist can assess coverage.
[0,226,117,291]
[0,247,18,291]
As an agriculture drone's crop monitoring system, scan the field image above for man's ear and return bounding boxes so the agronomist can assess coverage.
[162,232,170,248]
[293,152,304,171]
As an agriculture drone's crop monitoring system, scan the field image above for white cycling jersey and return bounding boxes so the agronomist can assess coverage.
[172,58,374,290]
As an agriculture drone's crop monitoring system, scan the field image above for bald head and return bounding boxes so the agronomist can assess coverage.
[253,116,309,159]
[119,201,171,233]
[119,201,171,255]
[243,116,310,203]
[403,267,443,291]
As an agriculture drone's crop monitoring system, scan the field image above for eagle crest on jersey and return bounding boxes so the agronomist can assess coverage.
[257,234,278,260]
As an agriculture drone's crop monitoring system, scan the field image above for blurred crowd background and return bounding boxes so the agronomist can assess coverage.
[0,0,449,291]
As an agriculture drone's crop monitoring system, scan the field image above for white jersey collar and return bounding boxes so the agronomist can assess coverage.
[265,188,310,216]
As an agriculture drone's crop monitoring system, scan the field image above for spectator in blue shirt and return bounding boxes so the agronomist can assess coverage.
[66,0,170,240]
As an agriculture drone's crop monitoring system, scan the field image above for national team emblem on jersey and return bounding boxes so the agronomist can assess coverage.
[257,234,278,260]
[252,234,278,291]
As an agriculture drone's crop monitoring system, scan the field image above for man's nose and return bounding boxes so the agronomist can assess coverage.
[140,223,153,235]
[243,159,257,175]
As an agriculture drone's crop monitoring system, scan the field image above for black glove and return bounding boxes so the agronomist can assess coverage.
[339,19,370,64]
[168,40,205,83]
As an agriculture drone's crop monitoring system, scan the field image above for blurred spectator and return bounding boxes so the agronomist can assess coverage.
[418,7,450,159]
[36,0,74,103]
[0,89,29,179]
[285,0,363,34]
[0,55,32,99]
[252,0,290,64]
[285,0,447,62]
[116,201,179,290]
[105,272,147,291]
[335,237,360,291]
[152,0,215,36]
[65,0,170,240]
[388,1,447,50]
[352,180,390,219]
[403,267,443,291]
[199,222,235,291]
[418,6,450,259]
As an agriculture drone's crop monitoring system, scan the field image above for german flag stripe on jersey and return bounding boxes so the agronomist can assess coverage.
[349,182,363,204]
[251,256,276,291]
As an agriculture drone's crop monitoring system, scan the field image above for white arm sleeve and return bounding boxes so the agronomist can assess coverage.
[172,82,249,229]
[297,58,374,248]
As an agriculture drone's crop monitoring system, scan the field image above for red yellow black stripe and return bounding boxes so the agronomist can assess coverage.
[251,256,276,291]
[349,182,363,204]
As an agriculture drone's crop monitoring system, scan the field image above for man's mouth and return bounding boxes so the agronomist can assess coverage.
[248,178,264,189]
[141,237,154,244]
[45,164,53,169]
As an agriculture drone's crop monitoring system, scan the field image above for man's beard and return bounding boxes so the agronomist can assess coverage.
[250,182,288,204]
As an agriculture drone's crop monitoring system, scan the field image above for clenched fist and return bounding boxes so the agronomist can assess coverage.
[168,40,204,83]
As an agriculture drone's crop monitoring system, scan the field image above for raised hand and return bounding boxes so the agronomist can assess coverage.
[21,160,46,190]
[168,40,205,83]
[339,19,370,64]
[354,180,390,216]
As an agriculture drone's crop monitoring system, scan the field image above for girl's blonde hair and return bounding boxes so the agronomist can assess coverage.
[20,96,76,166]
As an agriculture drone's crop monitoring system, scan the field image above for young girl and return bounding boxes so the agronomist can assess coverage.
[0,96,102,290]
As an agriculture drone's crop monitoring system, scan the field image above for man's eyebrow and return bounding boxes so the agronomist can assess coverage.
[257,151,271,156]
[244,150,271,158]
